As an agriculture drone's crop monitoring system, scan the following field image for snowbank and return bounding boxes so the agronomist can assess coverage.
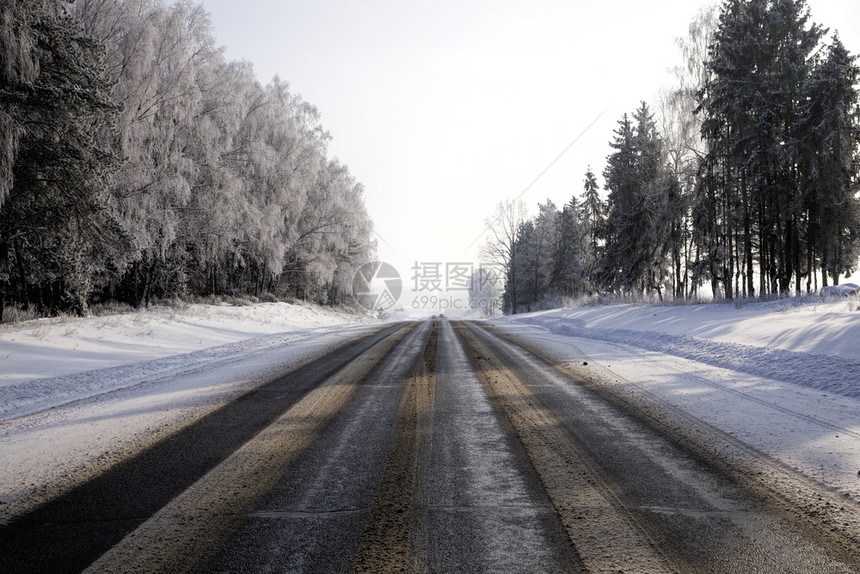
[491,299,860,500]
[494,299,860,397]
[0,301,380,519]
[0,301,375,420]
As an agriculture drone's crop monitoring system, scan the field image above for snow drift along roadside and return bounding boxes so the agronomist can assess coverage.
[0,301,376,421]
[490,299,860,502]
[494,300,860,398]
[0,301,381,520]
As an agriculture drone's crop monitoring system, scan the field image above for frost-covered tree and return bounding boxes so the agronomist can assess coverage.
[579,167,605,289]
[289,159,366,301]
[0,0,377,320]
[468,265,503,317]
[503,200,561,312]
[552,195,583,297]
[528,200,560,306]
[600,103,671,298]
[481,199,527,314]
[511,220,538,311]
[552,171,605,299]
[0,0,128,318]
[0,0,43,319]
[658,6,717,299]
[120,1,215,307]
[0,0,43,209]
[696,0,825,297]
[798,35,860,287]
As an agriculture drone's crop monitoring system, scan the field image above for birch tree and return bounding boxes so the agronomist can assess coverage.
[481,199,527,314]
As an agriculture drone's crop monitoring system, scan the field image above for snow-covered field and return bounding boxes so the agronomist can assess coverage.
[490,297,860,501]
[0,302,380,520]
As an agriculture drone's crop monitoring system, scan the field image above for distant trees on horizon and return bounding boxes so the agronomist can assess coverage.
[488,0,860,314]
[0,0,375,321]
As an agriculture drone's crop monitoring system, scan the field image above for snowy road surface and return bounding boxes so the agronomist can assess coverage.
[2,304,860,572]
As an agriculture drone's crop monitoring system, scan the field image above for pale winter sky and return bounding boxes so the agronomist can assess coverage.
[198,0,860,309]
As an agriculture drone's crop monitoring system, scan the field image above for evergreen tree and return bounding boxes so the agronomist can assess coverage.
[553,195,583,297]
[579,167,605,290]
[511,220,538,312]
[601,103,669,297]
[601,113,637,291]
[799,35,860,287]
[506,201,559,312]
[550,169,605,298]
[632,102,671,298]
[530,199,560,305]
[697,0,825,297]
[0,0,128,317]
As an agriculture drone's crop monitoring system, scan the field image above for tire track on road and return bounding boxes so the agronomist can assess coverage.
[85,322,416,573]
[472,321,860,573]
[0,323,410,574]
[352,322,437,573]
[456,322,674,574]
[485,323,860,550]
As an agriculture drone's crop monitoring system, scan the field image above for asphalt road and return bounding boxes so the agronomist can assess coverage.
[3,319,860,573]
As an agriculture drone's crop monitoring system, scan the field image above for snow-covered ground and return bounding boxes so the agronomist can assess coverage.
[2,296,860,524]
[0,302,380,520]
[490,297,860,501]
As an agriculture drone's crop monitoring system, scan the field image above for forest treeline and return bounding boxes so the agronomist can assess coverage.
[0,0,375,321]
[487,0,860,314]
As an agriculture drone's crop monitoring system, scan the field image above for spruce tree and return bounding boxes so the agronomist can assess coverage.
[580,167,605,290]
[697,0,824,297]
[799,35,860,287]
[601,113,637,291]
[552,195,583,297]
[601,103,669,297]
[0,1,127,316]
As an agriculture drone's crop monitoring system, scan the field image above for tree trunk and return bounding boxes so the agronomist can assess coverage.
[0,237,7,323]
[13,238,27,307]
[137,257,157,312]
[741,173,754,298]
